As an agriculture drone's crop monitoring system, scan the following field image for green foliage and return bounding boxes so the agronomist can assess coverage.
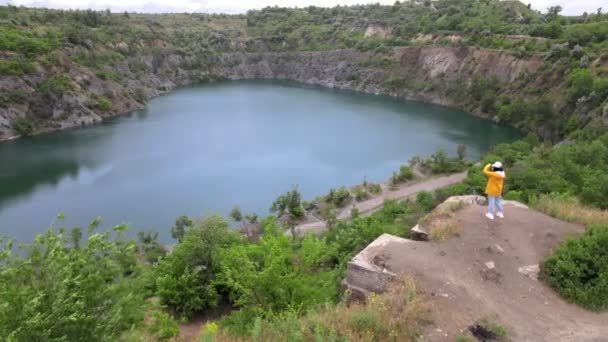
[229,205,243,222]
[411,149,467,175]
[567,68,594,104]
[0,91,28,107]
[217,220,338,315]
[368,183,383,195]
[37,74,74,96]
[137,230,167,264]
[0,221,146,341]
[542,224,608,310]
[390,165,414,185]
[271,187,305,218]
[91,94,112,111]
[149,311,180,340]
[325,187,352,208]
[0,57,35,75]
[170,215,192,242]
[12,115,34,136]
[154,215,238,318]
[354,186,369,202]
[416,191,438,212]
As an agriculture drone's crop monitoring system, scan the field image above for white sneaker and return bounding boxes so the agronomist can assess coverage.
[496,212,504,219]
[485,213,495,220]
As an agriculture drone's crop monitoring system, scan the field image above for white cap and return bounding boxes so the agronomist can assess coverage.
[492,161,503,168]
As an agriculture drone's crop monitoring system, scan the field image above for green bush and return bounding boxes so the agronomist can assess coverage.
[12,115,34,136]
[154,215,238,318]
[368,183,383,195]
[542,224,608,310]
[0,221,146,341]
[326,187,352,207]
[95,95,112,111]
[271,187,305,218]
[149,311,180,340]
[354,186,369,202]
[0,58,35,75]
[37,75,73,96]
[390,165,414,185]
[416,191,438,212]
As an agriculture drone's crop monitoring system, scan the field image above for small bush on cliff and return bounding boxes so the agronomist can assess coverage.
[95,95,112,111]
[542,224,608,310]
[0,58,35,75]
[13,115,34,136]
[37,75,74,96]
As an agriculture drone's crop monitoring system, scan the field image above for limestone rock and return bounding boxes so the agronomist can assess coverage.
[518,264,540,280]
[410,224,429,241]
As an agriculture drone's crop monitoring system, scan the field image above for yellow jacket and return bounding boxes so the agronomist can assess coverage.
[483,164,505,197]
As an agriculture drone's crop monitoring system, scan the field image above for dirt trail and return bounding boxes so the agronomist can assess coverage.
[377,203,608,341]
[292,172,467,236]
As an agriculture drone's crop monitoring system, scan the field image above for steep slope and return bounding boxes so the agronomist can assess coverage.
[1,2,607,141]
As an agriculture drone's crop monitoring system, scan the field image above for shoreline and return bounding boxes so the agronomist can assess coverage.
[0,74,502,143]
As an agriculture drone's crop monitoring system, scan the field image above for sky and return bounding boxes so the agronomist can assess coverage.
[0,0,605,15]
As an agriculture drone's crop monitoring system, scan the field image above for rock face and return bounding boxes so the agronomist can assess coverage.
[342,233,403,302]
[0,46,543,140]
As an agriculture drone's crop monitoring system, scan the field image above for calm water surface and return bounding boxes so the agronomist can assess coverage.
[0,81,520,242]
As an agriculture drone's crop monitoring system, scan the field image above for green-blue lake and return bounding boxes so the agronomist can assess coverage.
[0,81,520,242]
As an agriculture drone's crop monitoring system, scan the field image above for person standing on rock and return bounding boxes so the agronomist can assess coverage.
[483,161,505,220]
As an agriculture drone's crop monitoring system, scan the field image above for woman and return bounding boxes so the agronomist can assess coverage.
[483,161,506,220]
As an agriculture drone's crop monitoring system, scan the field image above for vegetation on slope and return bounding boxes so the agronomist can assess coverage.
[0,1,607,140]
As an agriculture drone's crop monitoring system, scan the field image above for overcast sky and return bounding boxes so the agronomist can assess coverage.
[1,0,605,15]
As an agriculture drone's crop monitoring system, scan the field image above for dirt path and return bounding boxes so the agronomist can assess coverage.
[376,204,608,341]
[292,172,467,236]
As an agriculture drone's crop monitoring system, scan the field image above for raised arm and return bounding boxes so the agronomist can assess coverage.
[483,164,505,179]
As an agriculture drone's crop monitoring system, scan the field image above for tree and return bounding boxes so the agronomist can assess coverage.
[320,203,338,229]
[229,206,243,222]
[270,186,305,218]
[457,144,467,161]
[171,215,192,242]
[155,215,238,318]
[546,6,562,20]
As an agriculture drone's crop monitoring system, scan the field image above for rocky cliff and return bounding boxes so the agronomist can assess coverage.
[0,46,545,140]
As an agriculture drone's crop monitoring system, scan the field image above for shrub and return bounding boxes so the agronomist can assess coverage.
[229,206,243,222]
[354,186,369,202]
[94,95,112,111]
[416,191,437,212]
[326,187,352,207]
[0,221,146,341]
[542,224,608,310]
[12,115,34,136]
[37,75,74,96]
[0,58,35,75]
[149,311,180,340]
[368,183,383,195]
[390,165,414,185]
[271,187,305,218]
[154,215,238,318]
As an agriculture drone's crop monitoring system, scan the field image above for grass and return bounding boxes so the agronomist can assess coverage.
[455,336,475,342]
[420,201,465,241]
[533,195,608,226]
[208,276,431,341]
